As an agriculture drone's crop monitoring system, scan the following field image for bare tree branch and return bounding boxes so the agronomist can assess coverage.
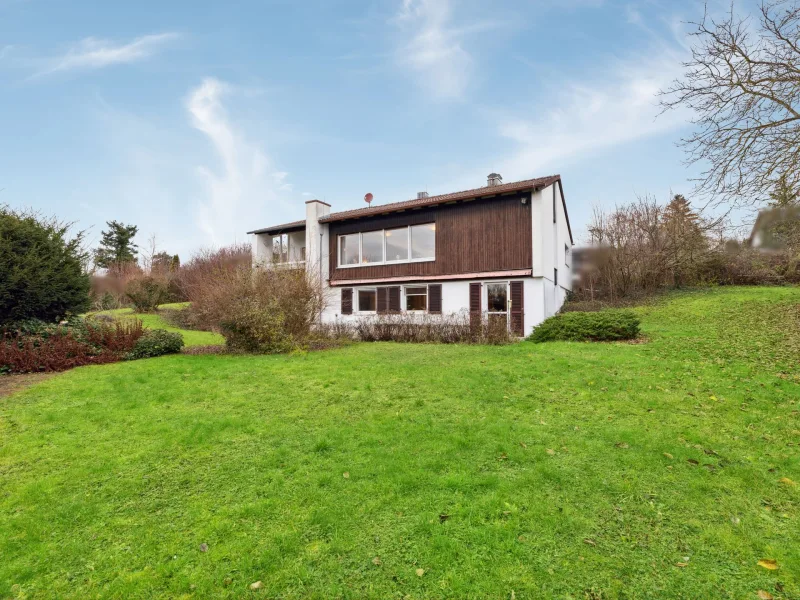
[660,1,800,207]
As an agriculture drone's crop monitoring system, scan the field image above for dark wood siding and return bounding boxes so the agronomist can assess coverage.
[428,284,442,314]
[341,288,353,314]
[328,193,532,281]
[510,281,524,336]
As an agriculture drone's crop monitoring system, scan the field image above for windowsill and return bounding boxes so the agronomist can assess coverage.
[338,257,435,269]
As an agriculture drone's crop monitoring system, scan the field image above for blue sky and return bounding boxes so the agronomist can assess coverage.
[1,0,726,258]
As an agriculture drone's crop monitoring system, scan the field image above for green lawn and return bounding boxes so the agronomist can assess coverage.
[90,306,224,347]
[2,287,799,599]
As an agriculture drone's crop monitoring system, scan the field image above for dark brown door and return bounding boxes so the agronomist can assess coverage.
[510,281,524,336]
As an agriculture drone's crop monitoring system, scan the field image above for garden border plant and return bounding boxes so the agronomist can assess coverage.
[528,309,641,343]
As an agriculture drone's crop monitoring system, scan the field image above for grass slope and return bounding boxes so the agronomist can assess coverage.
[91,307,223,348]
[2,287,799,599]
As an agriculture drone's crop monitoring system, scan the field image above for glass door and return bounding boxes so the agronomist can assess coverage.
[486,282,509,330]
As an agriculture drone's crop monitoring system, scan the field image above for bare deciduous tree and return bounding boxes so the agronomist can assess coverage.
[661,1,800,206]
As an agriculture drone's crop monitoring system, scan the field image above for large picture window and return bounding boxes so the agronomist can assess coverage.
[339,233,360,266]
[338,223,435,268]
[385,227,409,262]
[361,230,384,263]
[410,224,436,260]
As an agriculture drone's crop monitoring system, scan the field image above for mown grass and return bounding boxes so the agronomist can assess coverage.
[90,306,223,348]
[2,287,799,599]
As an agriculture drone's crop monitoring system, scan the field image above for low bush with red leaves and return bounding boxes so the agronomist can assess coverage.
[0,318,145,374]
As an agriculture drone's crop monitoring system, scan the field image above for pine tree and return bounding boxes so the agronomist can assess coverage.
[661,195,707,287]
[94,221,139,268]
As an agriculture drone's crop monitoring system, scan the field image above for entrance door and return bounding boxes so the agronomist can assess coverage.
[486,282,509,331]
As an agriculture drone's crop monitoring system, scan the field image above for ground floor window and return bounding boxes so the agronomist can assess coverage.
[405,286,427,311]
[358,289,377,312]
[486,283,508,313]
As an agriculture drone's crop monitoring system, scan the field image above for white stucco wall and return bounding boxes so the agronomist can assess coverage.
[322,277,563,337]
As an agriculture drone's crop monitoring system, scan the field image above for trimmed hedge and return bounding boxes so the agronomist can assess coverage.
[528,310,640,343]
[126,329,184,359]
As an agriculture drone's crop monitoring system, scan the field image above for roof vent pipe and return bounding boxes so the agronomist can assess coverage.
[417,191,429,199]
[487,173,503,187]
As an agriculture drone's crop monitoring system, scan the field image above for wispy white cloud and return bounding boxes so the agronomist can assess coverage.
[33,33,179,77]
[496,37,690,179]
[187,77,293,245]
[392,0,498,101]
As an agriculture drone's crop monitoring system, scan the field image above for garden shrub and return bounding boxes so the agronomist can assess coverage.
[0,206,90,325]
[329,311,513,345]
[125,276,170,312]
[528,310,640,343]
[126,329,184,360]
[0,317,145,373]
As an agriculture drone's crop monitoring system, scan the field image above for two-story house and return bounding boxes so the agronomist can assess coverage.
[248,173,573,337]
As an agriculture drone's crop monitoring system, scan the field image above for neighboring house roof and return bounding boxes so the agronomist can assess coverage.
[248,174,574,243]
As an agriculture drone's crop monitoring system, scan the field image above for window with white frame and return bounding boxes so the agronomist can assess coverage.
[338,224,435,268]
[385,227,408,262]
[272,234,289,263]
[339,233,360,266]
[565,244,570,268]
[358,289,377,312]
[361,230,384,264]
[410,223,436,260]
[405,286,427,311]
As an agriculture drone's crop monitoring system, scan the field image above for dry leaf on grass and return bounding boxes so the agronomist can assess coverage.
[546,448,556,455]
[249,581,263,590]
[757,558,779,570]
[675,562,688,568]
[615,442,629,449]
[342,472,350,479]
[583,538,596,546]
[663,452,674,459]
[199,543,208,553]
[372,556,381,566]
[779,477,796,486]
[416,568,425,577]
[757,591,774,600]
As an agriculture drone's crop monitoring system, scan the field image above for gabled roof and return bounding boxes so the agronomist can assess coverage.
[248,174,573,243]
[318,174,562,223]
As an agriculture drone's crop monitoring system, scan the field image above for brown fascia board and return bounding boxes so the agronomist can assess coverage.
[329,269,533,287]
[319,175,562,223]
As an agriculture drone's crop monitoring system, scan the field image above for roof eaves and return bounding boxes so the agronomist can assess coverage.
[318,175,561,224]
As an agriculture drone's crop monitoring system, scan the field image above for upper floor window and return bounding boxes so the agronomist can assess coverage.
[361,230,384,263]
[339,233,359,265]
[564,244,570,267]
[272,234,289,263]
[411,224,436,260]
[338,223,435,268]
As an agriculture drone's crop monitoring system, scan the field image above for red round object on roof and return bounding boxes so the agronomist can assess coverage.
[364,193,373,204]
